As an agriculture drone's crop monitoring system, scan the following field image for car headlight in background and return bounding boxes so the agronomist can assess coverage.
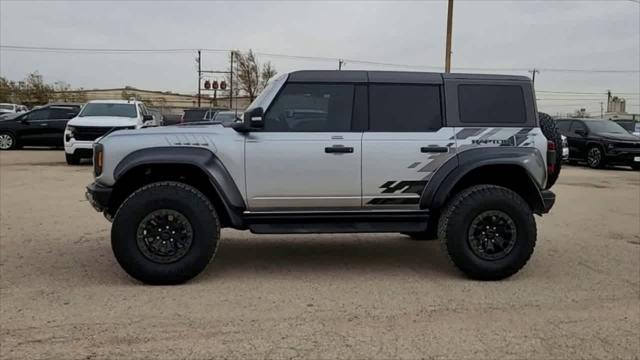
[65,126,76,142]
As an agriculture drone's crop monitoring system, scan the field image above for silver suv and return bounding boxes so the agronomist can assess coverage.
[86,70,557,285]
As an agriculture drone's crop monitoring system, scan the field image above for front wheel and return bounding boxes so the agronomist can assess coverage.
[0,132,17,150]
[586,146,605,169]
[111,181,219,285]
[438,185,536,280]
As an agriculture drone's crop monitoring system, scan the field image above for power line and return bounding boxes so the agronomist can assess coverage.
[2,45,639,74]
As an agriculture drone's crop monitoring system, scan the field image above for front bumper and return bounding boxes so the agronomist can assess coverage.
[86,182,112,213]
[605,150,640,166]
[540,190,555,214]
[65,139,94,157]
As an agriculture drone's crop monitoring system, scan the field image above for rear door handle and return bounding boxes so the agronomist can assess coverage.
[421,146,448,153]
[325,145,354,154]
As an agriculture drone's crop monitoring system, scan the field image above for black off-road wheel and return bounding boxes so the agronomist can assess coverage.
[438,185,536,280]
[586,146,605,169]
[111,181,219,285]
[538,112,562,188]
[65,153,81,165]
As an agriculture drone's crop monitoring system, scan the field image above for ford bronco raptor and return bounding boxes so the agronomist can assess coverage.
[86,71,559,285]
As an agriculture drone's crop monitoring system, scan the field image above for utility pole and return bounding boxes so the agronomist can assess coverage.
[197,49,202,108]
[338,59,345,70]
[229,51,234,110]
[607,90,611,112]
[600,102,604,118]
[444,0,454,73]
[529,68,540,85]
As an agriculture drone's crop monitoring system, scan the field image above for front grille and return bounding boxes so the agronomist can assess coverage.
[73,126,134,141]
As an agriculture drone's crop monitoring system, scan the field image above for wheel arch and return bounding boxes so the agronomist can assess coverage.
[421,147,548,215]
[110,147,246,228]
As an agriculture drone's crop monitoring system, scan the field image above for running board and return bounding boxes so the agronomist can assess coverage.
[243,210,430,234]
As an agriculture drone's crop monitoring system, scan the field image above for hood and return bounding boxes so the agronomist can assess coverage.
[596,132,640,142]
[67,116,139,128]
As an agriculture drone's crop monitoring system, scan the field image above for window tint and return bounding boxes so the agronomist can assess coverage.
[27,109,50,120]
[569,121,586,135]
[79,103,137,118]
[369,84,441,131]
[264,83,354,132]
[556,120,571,133]
[50,108,77,119]
[458,84,526,124]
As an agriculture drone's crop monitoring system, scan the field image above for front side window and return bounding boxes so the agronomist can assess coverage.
[50,108,77,119]
[458,84,526,124]
[79,103,137,118]
[27,109,50,120]
[369,84,442,131]
[264,83,354,132]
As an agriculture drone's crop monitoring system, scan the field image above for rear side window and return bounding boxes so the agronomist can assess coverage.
[458,84,526,124]
[369,84,442,131]
[264,83,354,132]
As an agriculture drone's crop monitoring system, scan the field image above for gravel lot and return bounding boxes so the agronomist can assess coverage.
[1,150,639,359]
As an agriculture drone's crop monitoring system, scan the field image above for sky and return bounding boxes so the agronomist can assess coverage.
[1,0,639,116]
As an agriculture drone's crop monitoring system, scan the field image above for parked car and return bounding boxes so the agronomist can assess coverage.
[555,118,640,169]
[614,119,640,137]
[0,103,82,150]
[211,110,242,125]
[0,103,28,115]
[64,100,155,165]
[86,70,558,285]
[181,107,229,123]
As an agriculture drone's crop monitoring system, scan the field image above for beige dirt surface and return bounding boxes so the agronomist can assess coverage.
[1,150,639,359]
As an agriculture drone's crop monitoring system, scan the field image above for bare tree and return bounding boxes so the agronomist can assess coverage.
[230,50,277,102]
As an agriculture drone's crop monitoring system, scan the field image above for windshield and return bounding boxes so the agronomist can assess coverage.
[79,103,137,118]
[0,104,14,110]
[183,109,207,122]
[585,120,628,134]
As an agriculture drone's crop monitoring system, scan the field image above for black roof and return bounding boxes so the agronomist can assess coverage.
[287,70,529,84]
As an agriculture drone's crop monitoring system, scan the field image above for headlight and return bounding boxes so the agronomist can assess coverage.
[65,126,76,142]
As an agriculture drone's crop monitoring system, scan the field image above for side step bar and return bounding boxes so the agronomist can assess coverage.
[243,210,430,234]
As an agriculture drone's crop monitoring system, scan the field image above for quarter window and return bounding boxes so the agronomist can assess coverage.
[369,84,442,131]
[264,83,354,132]
[458,84,526,124]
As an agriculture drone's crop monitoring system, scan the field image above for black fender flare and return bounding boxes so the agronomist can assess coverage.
[113,147,246,227]
[420,147,547,213]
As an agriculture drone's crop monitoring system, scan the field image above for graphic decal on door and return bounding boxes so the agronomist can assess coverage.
[367,127,541,206]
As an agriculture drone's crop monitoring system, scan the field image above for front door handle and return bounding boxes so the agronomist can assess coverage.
[325,145,354,154]
[421,146,448,153]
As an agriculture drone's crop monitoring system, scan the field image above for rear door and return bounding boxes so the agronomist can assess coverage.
[362,82,454,209]
[45,107,78,145]
[245,82,362,210]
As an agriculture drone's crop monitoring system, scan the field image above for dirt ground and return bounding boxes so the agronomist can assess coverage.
[0,150,638,359]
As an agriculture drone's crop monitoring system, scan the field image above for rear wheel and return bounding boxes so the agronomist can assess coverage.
[438,185,536,280]
[538,112,562,188]
[0,132,17,150]
[586,146,605,169]
[111,181,219,285]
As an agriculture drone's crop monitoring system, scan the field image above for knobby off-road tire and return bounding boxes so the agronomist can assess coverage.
[438,185,536,280]
[111,181,219,285]
[539,112,562,189]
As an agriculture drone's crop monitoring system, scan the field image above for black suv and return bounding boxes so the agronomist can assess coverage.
[0,103,82,150]
[556,118,640,169]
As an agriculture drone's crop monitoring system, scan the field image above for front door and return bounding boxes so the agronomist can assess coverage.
[245,82,362,210]
[362,84,455,209]
[568,120,588,158]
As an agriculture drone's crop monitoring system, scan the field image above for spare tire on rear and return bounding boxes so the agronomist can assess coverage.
[538,112,562,189]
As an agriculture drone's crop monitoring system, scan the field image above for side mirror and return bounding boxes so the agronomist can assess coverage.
[575,128,587,136]
[244,107,264,129]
